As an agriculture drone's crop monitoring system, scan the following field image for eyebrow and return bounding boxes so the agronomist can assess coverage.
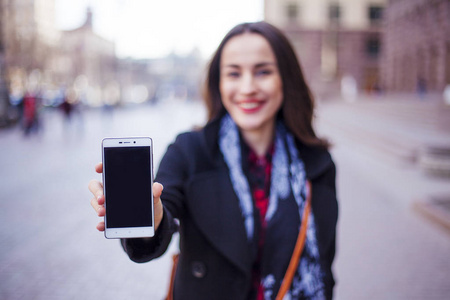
[222,62,277,69]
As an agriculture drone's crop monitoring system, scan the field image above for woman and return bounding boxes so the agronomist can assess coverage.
[90,21,338,300]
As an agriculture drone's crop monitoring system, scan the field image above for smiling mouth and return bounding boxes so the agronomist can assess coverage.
[238,102,262,110]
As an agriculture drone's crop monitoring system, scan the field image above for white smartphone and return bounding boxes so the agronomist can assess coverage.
[102,137,155,239]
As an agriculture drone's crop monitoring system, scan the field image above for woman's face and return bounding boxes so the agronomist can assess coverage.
[219,33,283,137]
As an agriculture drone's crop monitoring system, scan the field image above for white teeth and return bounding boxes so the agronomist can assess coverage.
[238,102,259,109]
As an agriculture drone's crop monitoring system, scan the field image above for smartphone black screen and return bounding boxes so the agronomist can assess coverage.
[104,146,153,228]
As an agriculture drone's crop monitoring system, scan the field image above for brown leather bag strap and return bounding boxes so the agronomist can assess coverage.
[166,253,179,300]
[276,181,312,300]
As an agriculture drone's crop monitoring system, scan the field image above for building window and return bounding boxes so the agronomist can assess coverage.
[368,6,383,25]
[329,4,341,23]
[366,37,380,57]
[286,3,299,23]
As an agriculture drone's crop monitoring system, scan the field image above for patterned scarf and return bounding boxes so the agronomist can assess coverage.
[219,114,325,300]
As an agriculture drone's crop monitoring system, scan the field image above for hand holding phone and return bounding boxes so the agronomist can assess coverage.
[101,137,156,239]
[89,165,164,234]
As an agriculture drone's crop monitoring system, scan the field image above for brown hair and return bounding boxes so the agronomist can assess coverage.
[203,21,328,148]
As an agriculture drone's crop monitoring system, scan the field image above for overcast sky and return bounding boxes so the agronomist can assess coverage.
[55,0,264,59]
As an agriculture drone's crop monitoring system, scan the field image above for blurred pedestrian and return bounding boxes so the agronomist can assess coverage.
[89,21,338,300]
[60,94,73,121]
[22,91,40,135]
[60,88,85,136]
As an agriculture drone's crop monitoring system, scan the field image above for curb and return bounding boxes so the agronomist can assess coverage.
[413,195,450,234]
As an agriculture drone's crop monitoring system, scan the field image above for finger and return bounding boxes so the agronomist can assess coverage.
[95,163,103,174]
[90,196,105,215]
[97,203,105,217]
[153,182,164,230]
[97,195,105,205]
[96,221,105,232]
[88,179,103,199]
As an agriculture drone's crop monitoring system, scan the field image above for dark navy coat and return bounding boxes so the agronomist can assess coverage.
[121,118,338,300]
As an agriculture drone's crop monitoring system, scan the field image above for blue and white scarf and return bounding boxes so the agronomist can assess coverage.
[219,114,325,300]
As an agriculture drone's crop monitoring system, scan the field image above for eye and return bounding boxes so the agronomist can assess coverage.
[226,71,240,78]
[255,69,273,76]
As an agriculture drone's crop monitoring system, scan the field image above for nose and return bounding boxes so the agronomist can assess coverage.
[239,73,257,95]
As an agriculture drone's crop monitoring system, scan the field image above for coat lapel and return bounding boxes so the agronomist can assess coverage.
[182,119,254,276]
[185,167,252,277]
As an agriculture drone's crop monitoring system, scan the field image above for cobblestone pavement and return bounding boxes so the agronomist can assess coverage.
[1,98,449,300]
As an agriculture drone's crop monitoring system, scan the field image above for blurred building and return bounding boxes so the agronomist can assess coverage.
[0,0,60,124]
[265,0,386,98]
[115,58,156,105]
[1,0,60,73]
[0,8,9,126]
[55,8,117,106]
[114,48,204,106]
[149,49,204,102]
[380,0,450,93]
[0,1,209,119]
[0,2,118,109]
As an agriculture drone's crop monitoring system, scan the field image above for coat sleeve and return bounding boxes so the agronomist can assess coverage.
[121,133,192,262]
[121,207,177,263]
[314,159,338,300]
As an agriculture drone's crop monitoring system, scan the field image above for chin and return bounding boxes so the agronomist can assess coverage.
[235,120,266,132]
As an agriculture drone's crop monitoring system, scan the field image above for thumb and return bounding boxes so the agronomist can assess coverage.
[153,182,163,200]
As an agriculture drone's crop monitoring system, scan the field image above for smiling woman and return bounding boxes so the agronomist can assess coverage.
[89,21,338,300]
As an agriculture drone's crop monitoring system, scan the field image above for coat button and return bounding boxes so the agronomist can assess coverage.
[191,261,206,278]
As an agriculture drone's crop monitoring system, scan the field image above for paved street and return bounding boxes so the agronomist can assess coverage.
[1,98,450,299]
[316,96,450,300]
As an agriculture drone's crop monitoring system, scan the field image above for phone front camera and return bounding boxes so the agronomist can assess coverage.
[134,141,136,144]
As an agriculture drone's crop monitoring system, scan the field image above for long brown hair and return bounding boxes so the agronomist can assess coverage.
[203,21,328,148]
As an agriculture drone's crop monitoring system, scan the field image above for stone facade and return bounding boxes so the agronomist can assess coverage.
[265,0,386,98]
[380,0,450,92]
[284,27,382,98]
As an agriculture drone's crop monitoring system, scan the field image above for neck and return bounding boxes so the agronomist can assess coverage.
[241,124,275,157]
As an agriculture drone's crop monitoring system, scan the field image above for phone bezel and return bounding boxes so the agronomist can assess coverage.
[101,137,155,239]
